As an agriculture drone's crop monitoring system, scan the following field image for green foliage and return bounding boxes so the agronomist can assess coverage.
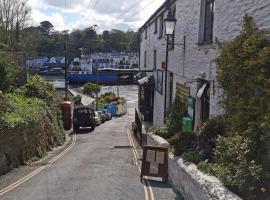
[118,97,126,104]
[182,149,205,164]
[20,23,139,59]
[212,134,263,197]
[149,126,169,139]
[83,83,101,97]
[0,94,46,129]
[0,52,18,92]
[173,132,197,156]
[197,115,226,159]
[165,96,187,137]
[15,75,64,143]
[73,95,82,106]
[16,75,60,106]
[97,92,126,106]
[213,15,270,199]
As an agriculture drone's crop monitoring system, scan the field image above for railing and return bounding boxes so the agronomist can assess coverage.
[135,108,143,145]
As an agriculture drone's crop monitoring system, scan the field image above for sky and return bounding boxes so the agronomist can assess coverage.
[27,0,165,32]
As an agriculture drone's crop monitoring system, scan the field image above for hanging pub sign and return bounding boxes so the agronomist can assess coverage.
[140,145,168,182]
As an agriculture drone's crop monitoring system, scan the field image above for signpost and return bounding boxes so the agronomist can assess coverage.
[140,145,168,182]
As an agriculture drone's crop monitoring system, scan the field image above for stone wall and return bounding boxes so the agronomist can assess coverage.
[146,133,242,200]
[0,117,65,175]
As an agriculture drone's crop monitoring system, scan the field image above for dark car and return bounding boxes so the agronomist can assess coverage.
[73,106,95,132]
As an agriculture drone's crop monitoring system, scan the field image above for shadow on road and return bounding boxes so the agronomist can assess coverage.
[146,179,185,200]
[72,128,94,134]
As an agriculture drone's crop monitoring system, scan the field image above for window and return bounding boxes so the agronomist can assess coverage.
[144,51,147,67]
[199,0,215,44]
[158,14,163,38]
[153,50,157,70]
[154,18,158,34]
[156,70,163,94]
[144,28,147,39]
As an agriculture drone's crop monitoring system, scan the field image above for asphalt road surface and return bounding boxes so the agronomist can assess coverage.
[0,86,183,200]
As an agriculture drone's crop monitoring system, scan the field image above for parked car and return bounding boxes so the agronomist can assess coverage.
[101,110,111,121]
[97,111,106,123]
[94,111,101,126]
[73,106,95,132]
[108,111,112,120]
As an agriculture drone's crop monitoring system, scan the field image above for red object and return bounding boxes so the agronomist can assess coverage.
[161,62,166,69]
[61,101,73,131]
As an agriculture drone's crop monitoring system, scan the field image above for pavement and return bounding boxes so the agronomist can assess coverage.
[0,86,183,200]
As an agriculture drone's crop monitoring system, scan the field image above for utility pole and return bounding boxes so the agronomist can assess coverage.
[96,67,99,110]
[64,33,68,101]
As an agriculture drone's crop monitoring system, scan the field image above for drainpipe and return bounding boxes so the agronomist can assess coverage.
[164,36,169,124]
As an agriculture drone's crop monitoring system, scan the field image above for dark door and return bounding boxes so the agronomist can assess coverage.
[201,84,210,122]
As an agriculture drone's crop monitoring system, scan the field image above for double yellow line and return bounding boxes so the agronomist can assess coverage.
[0,134,77,197]
[126,129,155,200]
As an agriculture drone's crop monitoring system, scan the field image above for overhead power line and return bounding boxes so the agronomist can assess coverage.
[92,0,100,9]
[124,0,158,21]
[87,0,94,9]
[115,0,144,19]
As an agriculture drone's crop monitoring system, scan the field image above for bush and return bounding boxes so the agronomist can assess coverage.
[118,97,126,104]
[0,94,45,130]
[97,92,126,106]
[149,126,170,139]
[182,149,205,164]
[83,82,100,97]
[173,132,197,156]
[14,76,64,144]
[165,96,187,137]
[0,52,18,92]
[206,134,263,199]
[73,95,82,106]
[197,115,226,160]
[214,16,270,199]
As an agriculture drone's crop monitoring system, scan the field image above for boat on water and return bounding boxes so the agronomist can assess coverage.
[68,57,139,85]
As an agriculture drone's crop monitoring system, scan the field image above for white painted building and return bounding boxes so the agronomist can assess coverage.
[85,52,139,69]
[137,0,270,130]
[26,57,48,68]
[49,57,65,64]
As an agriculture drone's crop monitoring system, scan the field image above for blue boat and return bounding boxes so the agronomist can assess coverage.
[68,71,118,84]
[68,57,139,85]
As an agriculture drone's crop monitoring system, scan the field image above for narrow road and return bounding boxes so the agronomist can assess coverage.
[0,86,182,200]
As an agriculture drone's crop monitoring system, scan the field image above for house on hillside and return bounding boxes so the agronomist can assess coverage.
[26,56,48,68]
[136,0,270,132]
[49,57,65,64]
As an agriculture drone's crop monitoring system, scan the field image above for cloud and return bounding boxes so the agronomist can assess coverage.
[27,0,165,31]
[30,9,66,30]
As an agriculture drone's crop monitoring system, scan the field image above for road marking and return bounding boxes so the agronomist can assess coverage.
[0,134,77,197]
[127,129,155,200]
[127,130,155,200]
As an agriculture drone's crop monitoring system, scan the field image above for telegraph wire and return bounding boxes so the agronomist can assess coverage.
[111,0,157,26]
[92,0,100,9]
[115,0,144,19]
[123,0,158,21]
[87,0,94,9]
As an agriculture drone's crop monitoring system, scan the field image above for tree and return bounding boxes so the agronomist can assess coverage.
[0,0,31,50]
[83,83,100,97]
[39,21,54,35]
[0,52,18,92]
